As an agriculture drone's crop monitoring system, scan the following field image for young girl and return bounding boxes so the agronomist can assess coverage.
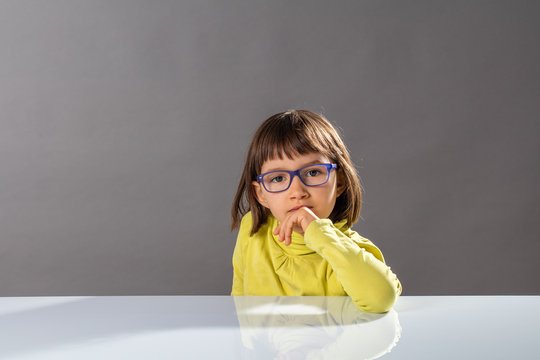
[231,110,402,313]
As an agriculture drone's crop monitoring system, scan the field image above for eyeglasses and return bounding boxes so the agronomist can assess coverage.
[256,163,337,193]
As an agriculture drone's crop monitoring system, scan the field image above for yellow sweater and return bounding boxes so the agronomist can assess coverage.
[231,212,402,313]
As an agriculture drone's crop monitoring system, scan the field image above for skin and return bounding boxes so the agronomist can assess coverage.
[252,152,346,246]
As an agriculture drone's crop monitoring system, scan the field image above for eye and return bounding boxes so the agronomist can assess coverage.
[306,169,322,177]
[269,174,287,183]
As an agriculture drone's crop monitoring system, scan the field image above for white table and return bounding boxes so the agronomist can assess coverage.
[1,295,538,359]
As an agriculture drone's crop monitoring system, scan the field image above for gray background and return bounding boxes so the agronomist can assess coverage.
[1,0,539,296]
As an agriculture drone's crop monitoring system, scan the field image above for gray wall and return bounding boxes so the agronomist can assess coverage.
[1,0,539,296]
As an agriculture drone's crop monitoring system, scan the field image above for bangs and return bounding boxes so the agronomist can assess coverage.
[262,130,320,161]
[252,111,337,174]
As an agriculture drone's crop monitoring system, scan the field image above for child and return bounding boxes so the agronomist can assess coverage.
[231,110,401,313]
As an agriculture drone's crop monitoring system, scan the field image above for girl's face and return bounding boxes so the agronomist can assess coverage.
[252,152,346,224]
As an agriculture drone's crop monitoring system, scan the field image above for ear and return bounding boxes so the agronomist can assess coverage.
[336,170,347,197]
[252,181,269,208]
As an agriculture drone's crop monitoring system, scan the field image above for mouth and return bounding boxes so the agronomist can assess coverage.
[288,205,313,213]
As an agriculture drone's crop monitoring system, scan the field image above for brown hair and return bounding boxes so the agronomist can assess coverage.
[231,110,362,235]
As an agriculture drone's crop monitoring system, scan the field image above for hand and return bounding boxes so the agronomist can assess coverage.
[273,206,319,246]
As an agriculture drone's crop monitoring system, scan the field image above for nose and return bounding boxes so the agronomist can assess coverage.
[288,174,308,199]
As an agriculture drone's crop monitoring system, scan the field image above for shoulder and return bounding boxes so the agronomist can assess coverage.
[330,219,386,263]
[239,211,277,237]
[236,212,274,254]
[238,211,259,238]
[333,219,373,243]
[237,211,271,238]
[236,212,254,246]
[239,211,253,229]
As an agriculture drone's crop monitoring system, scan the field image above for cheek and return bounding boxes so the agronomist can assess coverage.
[263,194,286,213]
[321,187,340,211]
[320,183,338,199]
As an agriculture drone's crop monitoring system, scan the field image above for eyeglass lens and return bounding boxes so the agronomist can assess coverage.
[262,165,330,192]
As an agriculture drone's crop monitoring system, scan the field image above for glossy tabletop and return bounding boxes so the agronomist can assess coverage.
[1,295,539,359]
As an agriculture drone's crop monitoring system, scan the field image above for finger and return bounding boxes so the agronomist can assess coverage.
[276,222,286,242]
[285,216,295,246]
[280,217,289,244]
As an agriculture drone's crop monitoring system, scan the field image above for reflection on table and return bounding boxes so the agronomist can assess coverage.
[234,296,401,359]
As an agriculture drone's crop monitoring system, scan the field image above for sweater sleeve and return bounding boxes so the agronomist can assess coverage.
[231,213,251,296]
[231,244,244,295]
[304,219,402,313]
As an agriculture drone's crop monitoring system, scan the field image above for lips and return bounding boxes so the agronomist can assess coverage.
[288,205,312,212]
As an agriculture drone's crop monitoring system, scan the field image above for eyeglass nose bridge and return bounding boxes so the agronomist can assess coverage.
[287,169,309,189]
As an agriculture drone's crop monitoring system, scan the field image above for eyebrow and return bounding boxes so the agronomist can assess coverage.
[264,159,326,173]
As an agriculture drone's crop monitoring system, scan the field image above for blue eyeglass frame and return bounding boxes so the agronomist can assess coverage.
[256,163,338,193]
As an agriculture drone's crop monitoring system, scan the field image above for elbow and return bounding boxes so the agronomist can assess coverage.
[372,288,399,313]
[354,279,401,313]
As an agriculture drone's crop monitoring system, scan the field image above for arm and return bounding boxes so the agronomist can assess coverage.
[231,243,244,295]
[304,219,402,313]
[231,213,251,295]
